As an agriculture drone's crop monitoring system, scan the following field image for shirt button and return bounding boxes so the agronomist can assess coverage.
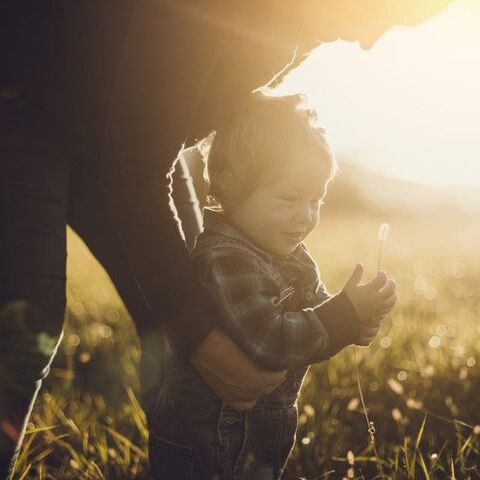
[305,292,314,301]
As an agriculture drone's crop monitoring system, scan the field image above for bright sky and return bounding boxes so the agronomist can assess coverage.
[275,0,480,186]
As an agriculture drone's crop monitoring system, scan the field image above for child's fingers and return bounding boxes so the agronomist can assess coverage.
[366,270,388,290]
[343,263,364,289]
[376,307,392,316]
[379,279,396,299]
[381,292,397,308]
[372,292,395,314]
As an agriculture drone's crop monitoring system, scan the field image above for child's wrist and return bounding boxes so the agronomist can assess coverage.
[314,292,362,357]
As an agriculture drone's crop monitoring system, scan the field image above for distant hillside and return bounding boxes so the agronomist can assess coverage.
[325,161,480,217]
[178,148,480,218]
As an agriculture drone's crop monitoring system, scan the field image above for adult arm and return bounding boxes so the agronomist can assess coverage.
[98,4,291,407]
[190,329,286,410]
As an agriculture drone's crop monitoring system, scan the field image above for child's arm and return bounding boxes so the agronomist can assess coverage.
[193,247,361,371]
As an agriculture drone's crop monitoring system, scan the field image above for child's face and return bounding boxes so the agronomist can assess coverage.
[227,158,330,257]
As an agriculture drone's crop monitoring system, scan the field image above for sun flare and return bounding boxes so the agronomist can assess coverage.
[275,0,480,186]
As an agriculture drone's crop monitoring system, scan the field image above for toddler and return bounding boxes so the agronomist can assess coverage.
[149,93,396,479]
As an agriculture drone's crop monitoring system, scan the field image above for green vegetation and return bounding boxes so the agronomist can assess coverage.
[12,211,480,479]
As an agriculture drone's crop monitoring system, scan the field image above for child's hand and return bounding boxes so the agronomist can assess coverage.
[342,264,396,324]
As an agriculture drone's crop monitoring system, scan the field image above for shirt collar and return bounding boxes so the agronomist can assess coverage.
[202,207,304,263]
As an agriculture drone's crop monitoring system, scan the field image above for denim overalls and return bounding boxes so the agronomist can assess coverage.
[149,224,329,479]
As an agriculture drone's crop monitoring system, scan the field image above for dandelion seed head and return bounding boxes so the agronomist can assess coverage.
[378,223,390,242]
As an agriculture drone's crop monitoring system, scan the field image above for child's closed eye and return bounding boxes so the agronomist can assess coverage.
[278,195,298,202]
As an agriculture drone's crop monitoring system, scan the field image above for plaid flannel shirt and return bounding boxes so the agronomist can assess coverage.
[191,209,361,371]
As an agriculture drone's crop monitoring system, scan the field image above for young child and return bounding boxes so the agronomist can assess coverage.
[148,93,396,479]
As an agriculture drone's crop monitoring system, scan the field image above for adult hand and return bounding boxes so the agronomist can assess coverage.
[190,328,286,411]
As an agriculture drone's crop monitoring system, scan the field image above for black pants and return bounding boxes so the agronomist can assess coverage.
[0,95,204,478]
[0,3,233,476]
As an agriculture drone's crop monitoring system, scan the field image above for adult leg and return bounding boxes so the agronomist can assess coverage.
[93,2,226,405]
[0,96,68,479]
[67,141,206,415]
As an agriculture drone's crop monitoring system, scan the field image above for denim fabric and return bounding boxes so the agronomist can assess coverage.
[149,213,329,479]
[149,435,194,480]
[149,365,222,480]
[149,365,299,480]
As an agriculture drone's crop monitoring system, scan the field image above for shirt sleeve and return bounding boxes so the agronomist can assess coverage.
[194,247,360,371]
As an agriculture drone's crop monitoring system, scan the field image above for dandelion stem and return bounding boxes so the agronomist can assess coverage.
[353,347,385,478]
[377,242,383,273]
[351,222,390,478]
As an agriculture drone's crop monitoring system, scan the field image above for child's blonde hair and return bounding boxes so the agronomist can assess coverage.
[204,92,337,210]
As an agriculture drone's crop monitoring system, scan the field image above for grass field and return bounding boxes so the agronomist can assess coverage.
[12,208,480,479]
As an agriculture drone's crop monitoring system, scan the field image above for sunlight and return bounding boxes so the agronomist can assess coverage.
[275,0,480,186]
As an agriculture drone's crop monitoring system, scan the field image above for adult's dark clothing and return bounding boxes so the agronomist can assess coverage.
[1,0,312,346]
[0,1,315,476]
